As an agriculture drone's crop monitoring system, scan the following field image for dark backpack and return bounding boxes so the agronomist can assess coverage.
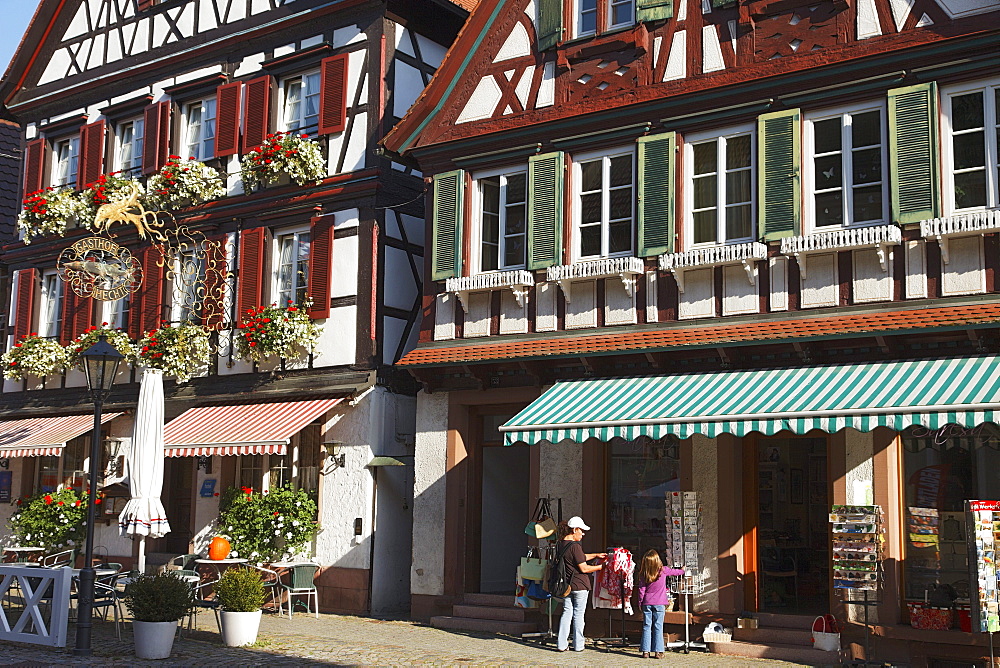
[545,541,573,599]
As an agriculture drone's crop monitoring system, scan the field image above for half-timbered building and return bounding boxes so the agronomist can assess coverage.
[384,0,1000,660]
[0,0,469,615]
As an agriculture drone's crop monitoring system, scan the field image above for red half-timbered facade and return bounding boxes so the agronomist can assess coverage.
[0,0,469,616]
[385,0,1000,660]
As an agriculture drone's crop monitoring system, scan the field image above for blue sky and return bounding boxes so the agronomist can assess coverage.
[1,1,40,79]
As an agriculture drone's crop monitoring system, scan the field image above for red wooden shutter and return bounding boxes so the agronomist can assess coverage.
[214,82,242,158]
[78,120,106,189]
[13,268,37,341]
[241,76,272,153]
[130,246,165,339]
[23,138,47,196]
[142,101,171,175]
[60,290,93,345]
[237,227,267,323]
[307,215,334,319]
[318,54,348,136]
[203,234,228,329]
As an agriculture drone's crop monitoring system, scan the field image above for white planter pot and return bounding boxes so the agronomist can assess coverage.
[132,620,178,659]
[220,610,262,647]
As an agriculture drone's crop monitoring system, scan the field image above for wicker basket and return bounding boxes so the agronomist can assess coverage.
[704,632,733,643]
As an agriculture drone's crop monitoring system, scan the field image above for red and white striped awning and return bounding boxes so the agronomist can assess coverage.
[0,413,124,457]
[163,398,342,457]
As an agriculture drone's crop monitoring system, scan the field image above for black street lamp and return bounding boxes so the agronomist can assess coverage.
[73,335,123,657]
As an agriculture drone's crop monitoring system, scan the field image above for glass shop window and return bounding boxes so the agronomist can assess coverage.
[608,437,680,558]
[902,424,1000,605]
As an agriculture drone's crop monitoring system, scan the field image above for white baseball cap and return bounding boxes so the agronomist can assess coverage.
[567,516,590,531]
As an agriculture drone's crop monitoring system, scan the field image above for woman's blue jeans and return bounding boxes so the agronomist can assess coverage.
[641,604,665,653]
[557,590,589,651]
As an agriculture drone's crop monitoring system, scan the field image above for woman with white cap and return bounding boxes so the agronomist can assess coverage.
[556,516,606,652]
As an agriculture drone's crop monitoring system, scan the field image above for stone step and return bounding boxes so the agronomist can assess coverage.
[709,639,840,666]
[733,626,815,646]
[430,615,538,635]
[751,612,821,630]
[452,604,529,623]
[461,592,516,608]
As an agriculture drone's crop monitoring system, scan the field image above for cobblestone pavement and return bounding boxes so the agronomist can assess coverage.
[0,612,804,667]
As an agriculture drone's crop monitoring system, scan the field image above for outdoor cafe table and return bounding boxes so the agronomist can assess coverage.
[194,557,248,579]
[2,547,43,563]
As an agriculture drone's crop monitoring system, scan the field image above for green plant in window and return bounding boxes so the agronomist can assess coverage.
[17,187,92,244]
[239,133,326,191]
[145,156,226,211]
[218,484,319,563]
[1,333,70,381]
[137,322,210,383]
[234,302,320,364]
[67,324,137,368]
[7,488,92,553]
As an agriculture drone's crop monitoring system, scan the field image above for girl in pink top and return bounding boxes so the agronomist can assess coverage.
[636,550,685,658]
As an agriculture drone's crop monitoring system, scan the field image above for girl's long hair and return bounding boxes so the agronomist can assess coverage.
[639,549,663,584]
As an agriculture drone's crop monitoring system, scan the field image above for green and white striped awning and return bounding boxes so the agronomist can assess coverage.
[500,356,1000,445]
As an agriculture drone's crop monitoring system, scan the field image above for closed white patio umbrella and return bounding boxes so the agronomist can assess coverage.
[118,368,170,573]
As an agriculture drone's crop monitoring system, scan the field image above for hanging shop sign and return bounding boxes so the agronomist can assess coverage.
[57,236,142,301]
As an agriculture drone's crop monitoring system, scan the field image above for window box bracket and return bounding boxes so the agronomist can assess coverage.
[546,257,645,303]
[445,270,535,313]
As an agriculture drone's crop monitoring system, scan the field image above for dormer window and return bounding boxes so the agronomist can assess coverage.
[52,136,79,188]
[183,98,216,162]
[282,72,321,135]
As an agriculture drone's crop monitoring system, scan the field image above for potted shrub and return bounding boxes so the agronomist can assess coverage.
[2,334,69,381]
[216,567,266,647]
[122,573,194,659]
[239,132,326,191]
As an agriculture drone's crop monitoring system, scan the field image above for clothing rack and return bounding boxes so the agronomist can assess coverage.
[594,546,634,652]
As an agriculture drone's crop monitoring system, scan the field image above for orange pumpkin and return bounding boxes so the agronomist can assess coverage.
[208,536,231,560]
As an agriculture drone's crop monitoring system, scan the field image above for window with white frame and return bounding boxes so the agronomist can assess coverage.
[944,81,1000,212]
[575,149,635,259]
[172,246,205,324]
[39,272,64,338]
[235,426,321,497]
[476,169,527,272]
[575,0,634,37]
[806,106,887,228]
[35,435,87,494]
[106,296,130,331]
[687,130,754,246]
[52,136,79,188]
[184,98,216,162]
[114,118,144,176]
[282,72,321,135]
[275,229,310,307]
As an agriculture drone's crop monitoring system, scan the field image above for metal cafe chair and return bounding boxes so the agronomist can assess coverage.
[279,563,319,618]
[90,573,124,640]
[184,577,221,635]
[253,564,282,612]
[41,549,75,568]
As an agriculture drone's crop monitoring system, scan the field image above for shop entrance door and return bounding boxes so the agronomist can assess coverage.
[478,444,529,593]
[153,457,194,554]
[750,436,830,615]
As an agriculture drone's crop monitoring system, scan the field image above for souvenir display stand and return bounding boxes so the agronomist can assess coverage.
[830,504,884,665]
[965,500,1000,664]
[521,497,562,644]
[665,491,707,654]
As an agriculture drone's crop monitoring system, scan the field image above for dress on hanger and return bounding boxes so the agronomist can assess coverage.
[592,547,635,615]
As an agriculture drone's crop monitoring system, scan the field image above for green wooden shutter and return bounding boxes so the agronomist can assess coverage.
[431,170,464,281]
[889,82,939,225]
[637,0,673,21]
[758,108,801,241]
[537,0,563,51]
[638,132,675,257]
[528,151,564,270]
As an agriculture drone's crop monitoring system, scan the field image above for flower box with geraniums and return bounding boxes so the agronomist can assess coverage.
[78,172,145,229]
[18,187,92,244]
[218,484,318,564]
[2,334,70,381]
[138,323,210,383]
[216,567,267,646]
[239,132,326,191]
[122,573,194,659]
[7,488,90,555]
[145,156,226,211]
[235,302,320,365]
[67,324,137,370]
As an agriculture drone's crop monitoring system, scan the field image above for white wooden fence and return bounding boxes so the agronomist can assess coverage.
[0,565,71,647]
